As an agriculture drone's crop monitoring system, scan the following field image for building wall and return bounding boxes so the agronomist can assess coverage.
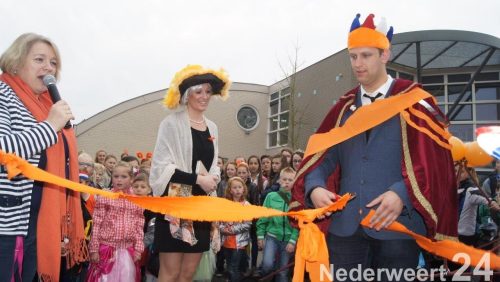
[207,83,269,160]
[76,90,167,158]
[267,49,355,151]
[76,34,500,162]
[75,83,270,160]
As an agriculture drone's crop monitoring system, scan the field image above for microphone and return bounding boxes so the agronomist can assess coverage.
[42,75,72,129]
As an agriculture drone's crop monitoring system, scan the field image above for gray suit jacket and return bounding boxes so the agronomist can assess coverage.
[305,88,426,240]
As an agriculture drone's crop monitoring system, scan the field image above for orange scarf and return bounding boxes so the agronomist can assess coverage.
[0,73,86,281]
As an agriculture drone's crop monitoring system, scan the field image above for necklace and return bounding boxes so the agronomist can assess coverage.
[189,117,205,124]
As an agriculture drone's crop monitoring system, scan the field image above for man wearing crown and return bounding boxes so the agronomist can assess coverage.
[292,14,457,281]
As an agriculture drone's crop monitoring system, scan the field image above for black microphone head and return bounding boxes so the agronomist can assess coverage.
[42,74,57,86]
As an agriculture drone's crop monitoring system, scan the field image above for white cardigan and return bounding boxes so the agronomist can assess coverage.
[149,109,220,196]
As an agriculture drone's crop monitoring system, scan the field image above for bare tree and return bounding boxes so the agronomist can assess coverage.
[277,40,315,150]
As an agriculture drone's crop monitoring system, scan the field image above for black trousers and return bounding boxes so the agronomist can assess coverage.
[327,226,420,282]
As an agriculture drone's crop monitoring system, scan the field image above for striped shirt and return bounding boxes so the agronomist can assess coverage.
[0,81,57,236]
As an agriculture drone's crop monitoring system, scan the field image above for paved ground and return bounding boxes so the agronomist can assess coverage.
[212,276,260,282]
[211,272,262,281]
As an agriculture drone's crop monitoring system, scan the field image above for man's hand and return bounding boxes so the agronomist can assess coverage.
[310,187,337,219]
[366,190,404,231]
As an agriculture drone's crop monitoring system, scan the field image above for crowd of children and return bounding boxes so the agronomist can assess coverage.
[71,148,500,281]
[70,147,304,281]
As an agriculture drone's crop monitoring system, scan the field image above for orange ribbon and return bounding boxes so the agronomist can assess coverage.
[361,210,500,270]
[1,150,498,280]
[304,87,431,158]
[0,150,350,281]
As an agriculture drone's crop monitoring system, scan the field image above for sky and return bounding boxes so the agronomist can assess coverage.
[1,0,499,123]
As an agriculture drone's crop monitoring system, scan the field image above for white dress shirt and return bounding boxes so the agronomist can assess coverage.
[360,75,394,106]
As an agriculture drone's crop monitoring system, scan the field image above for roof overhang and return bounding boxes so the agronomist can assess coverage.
[390,30,500,70]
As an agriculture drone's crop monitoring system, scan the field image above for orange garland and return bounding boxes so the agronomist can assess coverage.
[361,210,500,269]
[0,150,498,281]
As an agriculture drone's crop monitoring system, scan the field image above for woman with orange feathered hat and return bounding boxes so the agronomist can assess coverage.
[149,65,230,281]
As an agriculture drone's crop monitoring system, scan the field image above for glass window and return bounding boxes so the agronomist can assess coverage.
[475,83,500,101]
[237,106,259,130]
[280,96,289,112]
[268,132,277,147]
[476,72,499,81]
[269,85,293,147]
[424,85,445,103]
[269,117,278,131]
[448,85,472,103]
[387,69,397,78]
[270,92,279,101]
[279,130,288,146]
[270,100,279,115]
[438,104,446,114]
[448,124,474,142]
[279,112,289,128]
[399,72,414,81]
[450,104,472,121]
[422,75,444,84]
[281,87,290,95]
[448,74,471,83]
[476,103,500,121]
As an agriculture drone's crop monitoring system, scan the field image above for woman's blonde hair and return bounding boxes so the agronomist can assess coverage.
[0,33,62,79]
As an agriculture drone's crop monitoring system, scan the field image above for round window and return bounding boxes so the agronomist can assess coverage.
[236,105,259,131]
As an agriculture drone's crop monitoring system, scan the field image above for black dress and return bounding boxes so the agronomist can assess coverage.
[154,127,214,253]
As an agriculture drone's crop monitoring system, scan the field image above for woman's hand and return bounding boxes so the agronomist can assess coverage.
[61,241,68,256]
[196,174,218,194]
[45,100,74,131]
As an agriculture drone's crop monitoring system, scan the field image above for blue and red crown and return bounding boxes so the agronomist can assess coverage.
[348,14,393,50]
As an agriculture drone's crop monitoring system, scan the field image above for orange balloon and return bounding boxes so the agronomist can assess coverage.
[448,136,466,161]
[464,141,494,167]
